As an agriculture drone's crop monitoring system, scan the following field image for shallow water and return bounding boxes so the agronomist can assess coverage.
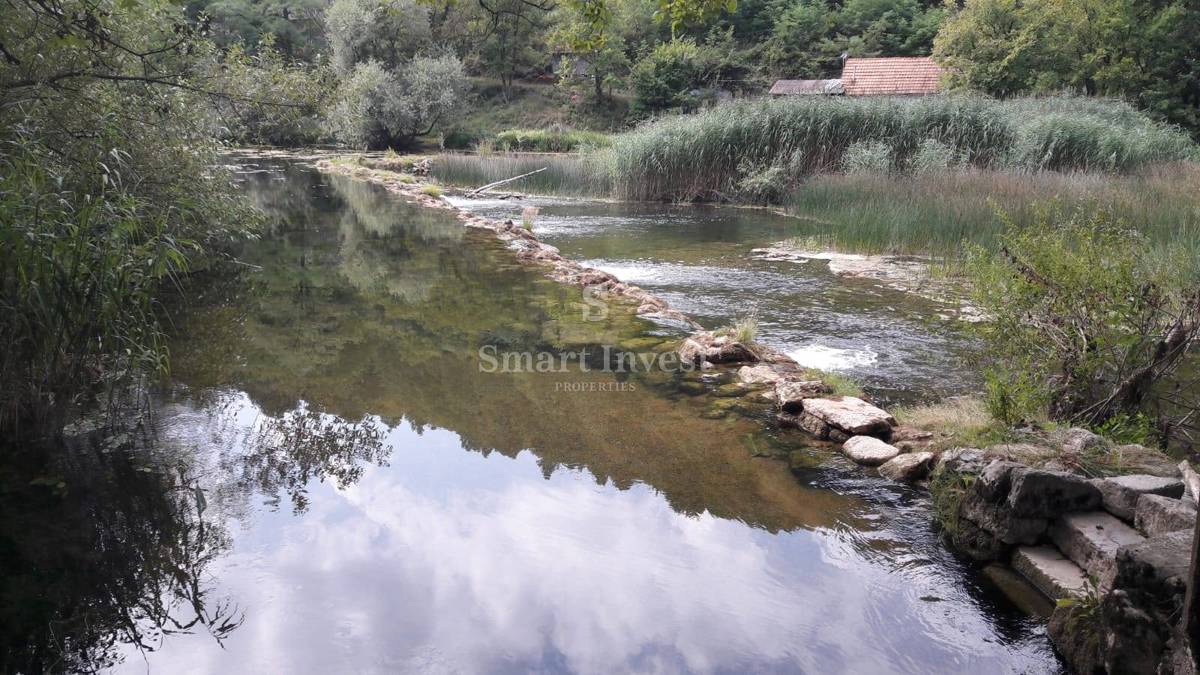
[443,194,979,405]
[0,161,1058,674]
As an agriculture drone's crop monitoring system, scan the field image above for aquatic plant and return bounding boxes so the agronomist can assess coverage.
[431,152,612,196]
[493,128,612,152]
[601,94,1197,202]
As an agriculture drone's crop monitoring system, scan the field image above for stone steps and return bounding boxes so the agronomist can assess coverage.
[1012,546,1090,600]
[1048,511,1146,590]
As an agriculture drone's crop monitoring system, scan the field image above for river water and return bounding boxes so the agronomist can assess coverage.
[444,195,979,406]
[0,160,1059,673]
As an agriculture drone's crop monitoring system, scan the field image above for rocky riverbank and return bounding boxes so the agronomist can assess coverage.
[313,153,1195,674]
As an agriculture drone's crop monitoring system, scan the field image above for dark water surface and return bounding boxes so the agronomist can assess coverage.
[0,161,1057,674]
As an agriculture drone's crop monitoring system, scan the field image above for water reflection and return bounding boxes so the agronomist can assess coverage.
[3,160,1058,673]
[0,435,240,673]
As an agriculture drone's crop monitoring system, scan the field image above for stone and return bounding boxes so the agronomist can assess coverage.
[1094,474,1185,522]
[1048,603,1105,675]
[878,451,935,482]
[1113,530,1192,607]
[792,412,830,439]
[890,426,934,452]
[1134,494,1197,537]
[1007,467,1101,517]
[775,380,834,413]
[801,397,896,438]
[841,436,901,467]
[706,341,758,364]
[960,493,1047,546]
[1013,546,1090,599]
[1062,427,1107,454]
[1049,511,1146,589]
[1180,460,1200,506]
[936,447,989,475]
[738,365,783,385]
[1099,590,1168,675]
[677,338,707,366]
[1111,444,1180,478]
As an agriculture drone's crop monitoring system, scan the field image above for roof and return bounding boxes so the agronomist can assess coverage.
[769,79,843,96]
[842,57,942,96]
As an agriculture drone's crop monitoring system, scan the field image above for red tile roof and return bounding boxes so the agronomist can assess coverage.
[842,57,943,96]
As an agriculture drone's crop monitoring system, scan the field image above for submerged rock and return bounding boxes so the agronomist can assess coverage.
[801,396,895,438]
[878,451,934,482]
[841,436,900,467]
[737,364,784,385]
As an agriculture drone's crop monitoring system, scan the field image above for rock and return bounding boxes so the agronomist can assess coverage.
[1012,546,1089,600]
[1095,474,1185,522]
[677,338,707,366]
[1113,530,1192,610]
[936,447,989,475]
[951,517,1015,562]
[1062,427,1107,454]
[1180,460,1200,506]
[785,413,830,439]
[960,493,1047,547]
[1134,494,1197,537]
[878,451,934,481]
[841,436,901,467]
[1049,511,1145,589]
[801,397,896,438]
[1048,603,1105,675]
[1111,444,1180,478]
[775,380,833,413]
[737,365,783,385]
[1099,590,1168,675]
[890,426,934,452]
[706,341,758,364]
[955,462,1051,548]
[1006,467,1101,517]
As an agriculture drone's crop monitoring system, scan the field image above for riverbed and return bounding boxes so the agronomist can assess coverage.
[0,159,1059,673]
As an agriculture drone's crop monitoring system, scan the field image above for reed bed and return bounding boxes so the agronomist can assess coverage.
[783,164,1200,262]
[602,95,1198,202]
[430,152,611,197]
[492,128,611,153]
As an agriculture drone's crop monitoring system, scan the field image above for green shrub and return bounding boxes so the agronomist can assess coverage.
[910,138,963,174]
[842,140,894,174]
[968,206,1200,430]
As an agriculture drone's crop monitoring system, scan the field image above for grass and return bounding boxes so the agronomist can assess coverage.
[494,128,612,153]
[419,184,443,198]
[716,312,760,344]
[430,152,612,197]
[783,165,1200,259]
[600,94,1197,203]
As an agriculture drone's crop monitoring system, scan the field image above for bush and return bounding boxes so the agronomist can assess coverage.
[968,206,1200,433]
[842,140,894,174]
[630,40,703,114]
[910,138,963,174]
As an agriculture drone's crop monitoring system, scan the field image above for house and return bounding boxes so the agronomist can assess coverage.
[768,79,844,96]
[768,56,943,97]
[841,57,942,96]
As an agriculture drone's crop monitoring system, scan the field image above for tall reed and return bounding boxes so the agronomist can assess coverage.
[783,165,1200,263]
[431,152,612,197]
[601,94,1198,202]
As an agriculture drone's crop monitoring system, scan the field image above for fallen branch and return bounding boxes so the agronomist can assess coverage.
[467,167,547,197]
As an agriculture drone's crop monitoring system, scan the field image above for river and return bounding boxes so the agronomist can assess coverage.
[0,159,1059,673]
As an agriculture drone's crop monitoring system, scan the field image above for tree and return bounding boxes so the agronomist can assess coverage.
[325,0,433,74]
[553,0,631,100]
[327,56,469,149]
[190,0,329,60]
